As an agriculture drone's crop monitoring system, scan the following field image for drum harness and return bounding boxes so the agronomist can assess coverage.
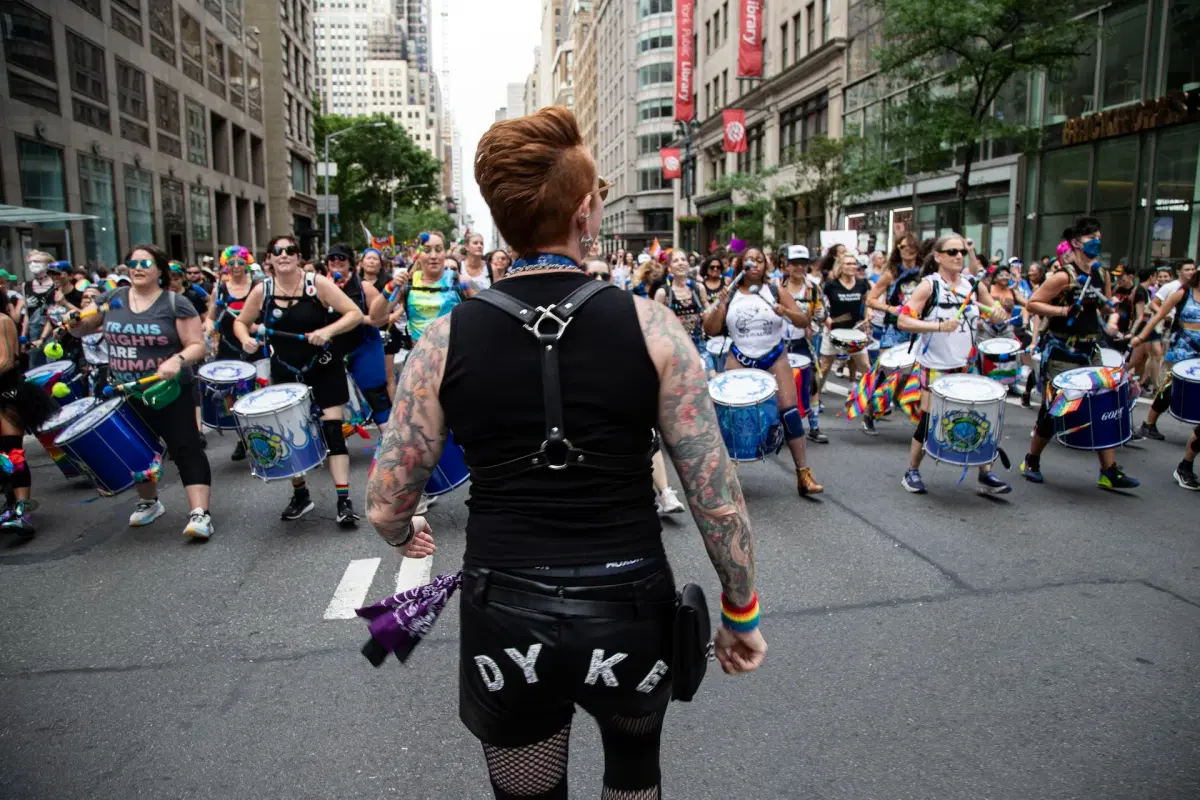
[258,273,334,380]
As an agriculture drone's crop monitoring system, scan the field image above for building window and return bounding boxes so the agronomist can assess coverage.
[638,31,673,54]
[781,23,788,68]
[806,3,815,53]
[186,99,208,166]
[643,210,672,231]
[206,29,226,95]
[228,50,244,108]
[793,12,802,63]
[180,10,204,84]
[116,59,148,121]
[78,154,118,268]
[224,0,242,37]
[290,153,308,193]
[247,65,262,121]
[637,132,674,156]
[154,79,182,158]
[637,62,673,88]
[822,0,830,44]
[638,168,664,192]
[190,185,212,241]
[722,69,728,105]
[150,0,174,43]
[4,2,56,81]
[124,166,156,245]
[1163,0,1200,95]
[66,30,106,103]
[779,92,829,162]
[17,138,66,215]
[705,20,710,54]
[723,1,729,41]
[737,123,765,173]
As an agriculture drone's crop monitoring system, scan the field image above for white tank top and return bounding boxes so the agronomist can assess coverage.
[727,283,783,358]
[779,279,815,341]
[916,273,979,371]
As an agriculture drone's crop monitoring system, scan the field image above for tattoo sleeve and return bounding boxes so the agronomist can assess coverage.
[365,314,451,542]
[637,299,756,607]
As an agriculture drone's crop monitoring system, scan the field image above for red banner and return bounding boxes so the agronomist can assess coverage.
[661,148,682,180]
[722,109,747,153]
[674,0,695,121]
[737,0,764,78]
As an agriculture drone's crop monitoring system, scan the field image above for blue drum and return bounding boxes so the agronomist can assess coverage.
[231,383,327,481]
[1051,366,1132,450]
[36,397,98,479]
[25,360,86,403]
[926,374,1007,467]
[1169,358,1200,424]
[424,431,469,496]
[708,369,781,462]
[54,398,166,496]
[198,360,259,431]
[705,336,732,373]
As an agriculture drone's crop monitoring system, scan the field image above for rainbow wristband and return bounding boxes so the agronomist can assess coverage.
[720,592,760,632]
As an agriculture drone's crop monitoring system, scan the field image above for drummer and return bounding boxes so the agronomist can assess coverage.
[1020,217,1140,490]
[818,253,876,434]
[896,233,1012,495]
[329,244,393,426]
[66,244,215,539]
[206,245,260,362]
[866,233,922,350]
[778,245,827,443]
[703,246,823,495]
[1131,262,1200,444]
[233,234,365,527]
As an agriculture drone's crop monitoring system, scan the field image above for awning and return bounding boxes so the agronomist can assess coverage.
[0,204,97,225]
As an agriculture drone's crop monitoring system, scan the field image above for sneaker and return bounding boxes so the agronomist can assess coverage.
[807,428,829,444]
[861,417,878,436]
[902,469,926,494]
[415,494,435,515]
[656,487,686,515]
[184,508,213,540]
[1138,422,1164,441]
[231,440,247,461]
[129,499,166,527]
[336,496,360,529]
[0,502,34,539]
[1174,467,1200,491]
[1098,466,1140,490]
[1020,393,1032,408]
[977,472,1013,495]
[281,489,314,521]
[1127,429,1145,443]
[0,504,16,528]
[1020,459,1044,483]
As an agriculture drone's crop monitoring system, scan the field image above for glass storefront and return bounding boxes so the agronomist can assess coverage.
[78,154,118,268]
[17,138,66,222]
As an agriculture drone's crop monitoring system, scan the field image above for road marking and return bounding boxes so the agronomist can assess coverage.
[396,555,433,594]
[323,558,382,620]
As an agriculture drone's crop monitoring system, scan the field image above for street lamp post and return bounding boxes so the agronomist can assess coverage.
[323,121,386,255]
[675,119,702,252]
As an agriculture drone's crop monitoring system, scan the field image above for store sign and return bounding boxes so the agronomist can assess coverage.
[737,0,764,78]
[674,0,695,121]
[1061,88,1200,146]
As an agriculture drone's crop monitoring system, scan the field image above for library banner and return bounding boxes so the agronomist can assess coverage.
[674,0,695,121]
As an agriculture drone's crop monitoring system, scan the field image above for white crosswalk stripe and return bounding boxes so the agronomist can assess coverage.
[322,555,435,620]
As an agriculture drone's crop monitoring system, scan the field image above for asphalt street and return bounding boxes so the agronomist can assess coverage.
[1,385,1197,800]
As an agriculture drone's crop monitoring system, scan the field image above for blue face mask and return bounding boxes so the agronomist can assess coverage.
[1081,238,1102,258]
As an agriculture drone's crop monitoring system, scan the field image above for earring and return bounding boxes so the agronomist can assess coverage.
[580,234,594,252]
[580,213,590,221]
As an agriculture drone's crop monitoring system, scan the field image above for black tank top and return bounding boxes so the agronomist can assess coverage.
[264,274,327,368]
[1044,260,1103,341]
[440,272,663,569]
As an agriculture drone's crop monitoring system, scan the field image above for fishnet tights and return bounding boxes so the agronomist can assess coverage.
[483,724,571,797]
[594,708,665,800]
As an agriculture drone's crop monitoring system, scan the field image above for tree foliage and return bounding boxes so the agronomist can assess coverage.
[788,135,896,230]
[705,169,783,248]
[362,206,457,249]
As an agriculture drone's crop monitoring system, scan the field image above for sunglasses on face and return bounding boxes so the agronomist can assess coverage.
[126,259,155,270]
[271,245,300,256]
[326,254,349,262]
[939,249,970,257]
[187,269,202,275]
[588,270,611,281]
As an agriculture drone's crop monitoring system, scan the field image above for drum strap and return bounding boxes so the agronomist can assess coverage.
[468,281,655,479]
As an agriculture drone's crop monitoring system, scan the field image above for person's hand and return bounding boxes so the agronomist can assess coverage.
[401,516,436,559]
[939,318,959,333]
[157,355,182,380]
[202,318,214,335]
[241,337,261,354]
[989,306,1007,325]
[390,270,409,291]
[773,303,786,317]
[1130,334,1143,348]
[714,625,767,675]
[307,327,331,347]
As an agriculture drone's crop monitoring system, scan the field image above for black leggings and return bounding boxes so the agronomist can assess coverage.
[129,390,212,487]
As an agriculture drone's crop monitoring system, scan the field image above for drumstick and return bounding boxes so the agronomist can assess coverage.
[921,285,976,354]
[256,327,307,341]
[69,297,123,322]
[103,373,162,397]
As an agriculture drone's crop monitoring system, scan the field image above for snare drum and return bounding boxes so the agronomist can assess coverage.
[830,329,870,362]
[705,336,733,373]
[878,345,917,382]
[25,360,86,403]
[54,398,166,495]
[424,431,470,496]
[232,384,328,481]
[867,338,880,367]
[708,369,781,462]
[36,397,98,479]
[1169,358,1200,423]
[1099,348,1124,369]
[978,339,1022,385]
[925,374,1007,467]
[198,361,259,431]
[1051,367,1132,450]
[788,353,813,414]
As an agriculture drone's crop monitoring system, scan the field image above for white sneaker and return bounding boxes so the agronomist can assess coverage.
[415,494,437,515]
[129,499,165,527]
[184,508,213,540]
[656,487,685,515]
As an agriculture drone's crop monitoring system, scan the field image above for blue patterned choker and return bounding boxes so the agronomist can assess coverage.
[505,253,585,275]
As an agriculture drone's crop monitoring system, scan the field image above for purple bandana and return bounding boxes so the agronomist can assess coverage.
[728,236,747,255]
[357,570,463,665]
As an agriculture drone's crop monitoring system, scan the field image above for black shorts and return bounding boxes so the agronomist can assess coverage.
[458,563,676,747]
[271,353,349,412]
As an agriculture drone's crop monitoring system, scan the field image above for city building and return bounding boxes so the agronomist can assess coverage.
[505,82,526,119]
[538,0,565,110]
[551,2,591,110]
[246,0,317,253]
[524,47,541,115]
[575,17,598,160]
[0,0,274,273]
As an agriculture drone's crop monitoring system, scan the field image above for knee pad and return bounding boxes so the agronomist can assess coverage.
[1151,384,1171,414]
[913,411,929,443]
[323,419,349,456]
[782,407,805,440]
[1035,405,1055,439]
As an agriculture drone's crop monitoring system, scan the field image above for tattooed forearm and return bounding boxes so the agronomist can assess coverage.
[637,299,755,606]
[365,315,451,541]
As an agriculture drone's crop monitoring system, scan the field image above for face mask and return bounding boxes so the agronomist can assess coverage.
[29,263,46,276]
[1081,238,1102,258]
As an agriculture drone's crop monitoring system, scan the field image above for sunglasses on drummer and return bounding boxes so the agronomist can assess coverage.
[939,248,970,257]
[271,244,300,256]
[125,259,155,270]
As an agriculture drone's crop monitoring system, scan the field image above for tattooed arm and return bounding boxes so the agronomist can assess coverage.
[636,297,755,606]
[365,313,451,544]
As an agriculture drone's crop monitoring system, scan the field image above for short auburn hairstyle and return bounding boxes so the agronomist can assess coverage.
[474,106,595,256]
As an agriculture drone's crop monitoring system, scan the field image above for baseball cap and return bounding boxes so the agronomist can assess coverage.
[637,254,651,265]
[1007,257,1023,268]
[787,245,810,262]
[327,243,354,261]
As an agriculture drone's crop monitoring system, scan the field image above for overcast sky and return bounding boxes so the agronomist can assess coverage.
[432,0,542,246]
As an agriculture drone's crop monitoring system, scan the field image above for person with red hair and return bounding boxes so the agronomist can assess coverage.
[366,106,765,800]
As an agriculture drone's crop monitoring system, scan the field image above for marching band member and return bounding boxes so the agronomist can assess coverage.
[818,253,876,434]
[779,246,827,443]
[333,245,393,426]
[896,233,1012,495]
[1020,217,1140,490]
[206,246,259,363]
[1134,260,1198,442]
[704,246,823,495]
[866,233,922,349]
[233,235,365,527]
[68,244,215,538]
[460,232,492,294]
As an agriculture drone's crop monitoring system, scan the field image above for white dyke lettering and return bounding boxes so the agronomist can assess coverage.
[474,655,505,692]
[504,644,543,685]
[636,660,670,694]
[585,649,627,687]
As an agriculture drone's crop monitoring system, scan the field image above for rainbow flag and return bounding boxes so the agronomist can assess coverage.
[845,370,877,420]
[871,370,900,415]
[897,373,922,423]
[1048,391,1085,417]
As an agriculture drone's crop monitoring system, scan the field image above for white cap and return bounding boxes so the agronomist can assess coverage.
[1007,257,1023,267]
[786,245,810,261]
[637,253,651,265]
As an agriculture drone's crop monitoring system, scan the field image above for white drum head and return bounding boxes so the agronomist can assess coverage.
[233,383,311,415]
[978,339,1021,356]
[1099,348,1124,369]
[705,336,732,356]
[25,360,76,381]
[1171,358,1200,382]
[56,397,123,442]
[879,345,916,370]
[931,374,1007,403]
[831,329,869,345]
[199,360,258,383]
[1052,367,1120,392]
[787,353,812,370]
[708,369,776,407]
[39,397,98,433]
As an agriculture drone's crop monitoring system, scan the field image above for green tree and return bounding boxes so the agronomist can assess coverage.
[787,134,892,231]
[362,206,456,249]
[705,170,783,248]
[314,112,443,249]
[860,0,1093,224]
